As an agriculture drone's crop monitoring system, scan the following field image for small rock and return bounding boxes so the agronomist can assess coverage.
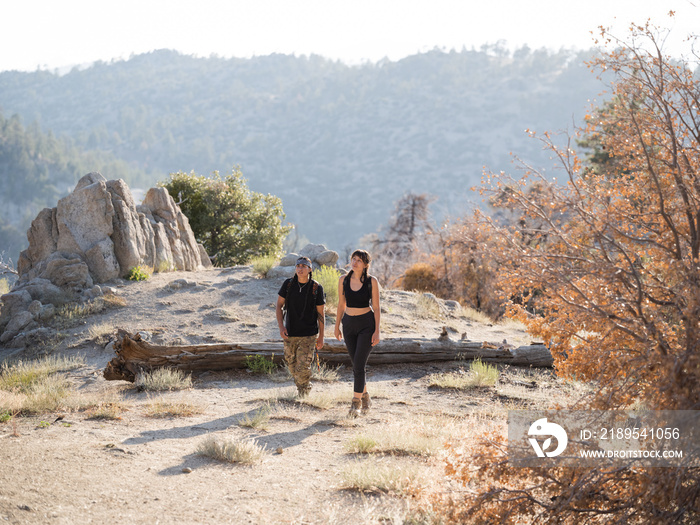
[38,304,56,321]
[276,447,284,454]
[0,311,35,343]
[28,300,43,316]
[182,467,193,473]
[167,279,197,290]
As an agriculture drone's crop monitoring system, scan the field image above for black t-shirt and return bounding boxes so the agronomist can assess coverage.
[278,278,325,337]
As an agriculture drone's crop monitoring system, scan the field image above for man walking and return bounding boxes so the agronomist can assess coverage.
[276,256,325,396]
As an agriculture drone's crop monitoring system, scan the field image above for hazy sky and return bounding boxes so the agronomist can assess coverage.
[2,1,697,72]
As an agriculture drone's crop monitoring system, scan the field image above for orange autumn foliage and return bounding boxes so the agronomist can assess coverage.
[436,19,700,523]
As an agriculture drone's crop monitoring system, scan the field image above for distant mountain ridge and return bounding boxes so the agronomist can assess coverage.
[0,47,607,252]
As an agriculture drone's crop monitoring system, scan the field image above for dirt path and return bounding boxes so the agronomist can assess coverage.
[0,267,573,524]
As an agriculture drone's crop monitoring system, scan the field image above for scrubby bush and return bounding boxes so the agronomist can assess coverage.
[400,263,437,293]
[250,255,278,277]
[432,20,700,524]
[126,265,152,281]
[244,354,277,374]
[160,169,290,266]
[313,265,341,307]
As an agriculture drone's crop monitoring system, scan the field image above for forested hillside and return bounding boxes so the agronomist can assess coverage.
[0,112,150,261]
[0,46,607,253]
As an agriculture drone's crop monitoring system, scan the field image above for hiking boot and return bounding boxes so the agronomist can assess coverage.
[361,392,371,415]
[348,398,361,418]
[297,385,311,398]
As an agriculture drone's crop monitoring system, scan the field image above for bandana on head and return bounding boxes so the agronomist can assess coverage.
[296,257,312,268]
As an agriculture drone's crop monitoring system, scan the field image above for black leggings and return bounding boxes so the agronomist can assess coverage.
[342,311,376,394]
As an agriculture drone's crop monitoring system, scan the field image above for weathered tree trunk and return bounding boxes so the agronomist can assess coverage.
[103,331,553,382]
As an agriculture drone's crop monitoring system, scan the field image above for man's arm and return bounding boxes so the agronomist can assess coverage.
[316,304,325,350]
[276,295,288,339]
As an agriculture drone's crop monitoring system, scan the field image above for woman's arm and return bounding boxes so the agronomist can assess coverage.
[334,275,346,340]
[371,276,381,346]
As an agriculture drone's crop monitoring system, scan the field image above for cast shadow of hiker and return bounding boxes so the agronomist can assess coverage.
[122,408,258,446]
[157,419,337,476]
[254,419,336,450]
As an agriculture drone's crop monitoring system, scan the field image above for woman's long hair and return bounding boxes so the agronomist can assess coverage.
[350,249,371,282]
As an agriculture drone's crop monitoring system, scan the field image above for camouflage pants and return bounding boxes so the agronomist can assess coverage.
[283,335,317,394]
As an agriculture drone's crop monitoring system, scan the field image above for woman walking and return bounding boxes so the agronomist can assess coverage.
[334,249,380,417]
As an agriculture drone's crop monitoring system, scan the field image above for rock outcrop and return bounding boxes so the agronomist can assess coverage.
[0,172,211,346]
[266,243,340,279]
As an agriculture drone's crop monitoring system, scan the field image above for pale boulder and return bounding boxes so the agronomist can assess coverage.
[316,250,339,267]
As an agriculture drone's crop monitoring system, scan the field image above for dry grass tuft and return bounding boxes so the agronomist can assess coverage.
[144,396,204,418]
[340,460,429,494]
[415,294,443,319]
[103,294,127,308]
[345,414,467,457]
[136,368,193,392]
[261,386,347,410]
[0,355,85,415]
[54,300,105,325]
[238,405,271,430]
[428,359,498,390]
[0,278,10,295]
[458,306,492,324]
[87,322,113,343]
[85,402,126,420]
[297,389,348,410]
[0,354,84,391]
[196,435,267,465]
[312,361,341,382]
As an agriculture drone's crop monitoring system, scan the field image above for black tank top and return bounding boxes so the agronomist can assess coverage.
[344,271,371,308]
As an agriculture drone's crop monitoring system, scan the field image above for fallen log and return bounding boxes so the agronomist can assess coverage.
[103,331,553,382]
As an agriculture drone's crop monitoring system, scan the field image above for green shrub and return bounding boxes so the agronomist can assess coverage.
[160,169,290,267]
[250,255,278,277]
[314,265,341,307]
[244,354,277,374]
[126,265,152,281]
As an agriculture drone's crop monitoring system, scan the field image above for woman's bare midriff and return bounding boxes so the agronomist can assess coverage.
[344,306,372,316]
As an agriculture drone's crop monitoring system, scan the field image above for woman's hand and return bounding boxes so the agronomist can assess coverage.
[371,329,380,346]
[334,324,342,341]
[316,335,324,350]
